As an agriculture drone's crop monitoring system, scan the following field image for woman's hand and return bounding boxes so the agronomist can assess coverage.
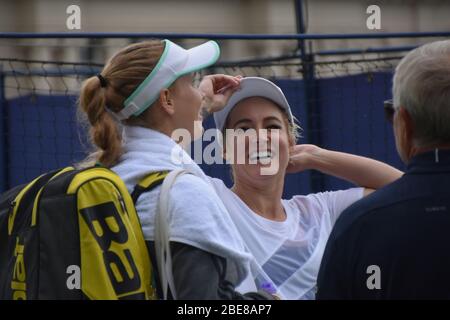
[286,144,323,173]
[199,74,242,114]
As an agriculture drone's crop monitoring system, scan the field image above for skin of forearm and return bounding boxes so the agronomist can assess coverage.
[310,149,403,189]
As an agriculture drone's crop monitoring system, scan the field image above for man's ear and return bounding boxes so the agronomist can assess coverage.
[397,107,415,144]
[395,107,415,162]
[158,88,175,115]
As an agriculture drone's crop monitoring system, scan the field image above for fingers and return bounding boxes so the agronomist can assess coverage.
[209,74,241,83]
[220,84,240,100]
[203,74,242,93]
[214,75,241,94]
[198,74,243,113]
[216,84,233,94]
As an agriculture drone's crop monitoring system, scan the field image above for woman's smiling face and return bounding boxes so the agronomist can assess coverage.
[224,96,293,180]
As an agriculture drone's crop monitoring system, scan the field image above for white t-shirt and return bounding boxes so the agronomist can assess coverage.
[209,177,364,300]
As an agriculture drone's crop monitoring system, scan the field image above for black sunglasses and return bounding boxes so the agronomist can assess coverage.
[383,99,395,124]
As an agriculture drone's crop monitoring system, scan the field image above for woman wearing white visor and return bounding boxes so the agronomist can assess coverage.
[209,77,403,299]
[78,40,273,299]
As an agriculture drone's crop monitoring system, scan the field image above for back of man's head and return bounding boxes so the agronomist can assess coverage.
[393,40,450,148]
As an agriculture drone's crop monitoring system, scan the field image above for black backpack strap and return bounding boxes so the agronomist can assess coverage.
[130,171,170,204]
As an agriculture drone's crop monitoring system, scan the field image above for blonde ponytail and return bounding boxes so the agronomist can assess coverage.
[79,75,122,167]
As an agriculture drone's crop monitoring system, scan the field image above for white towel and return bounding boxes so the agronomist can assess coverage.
[112,125,256,292]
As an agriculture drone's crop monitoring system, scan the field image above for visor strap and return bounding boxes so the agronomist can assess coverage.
[115,102,141,121]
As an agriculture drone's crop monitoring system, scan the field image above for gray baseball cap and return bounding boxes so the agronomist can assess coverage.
[213,77,294,131]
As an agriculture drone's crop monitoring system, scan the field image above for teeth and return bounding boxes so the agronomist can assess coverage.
[249,151,272,161]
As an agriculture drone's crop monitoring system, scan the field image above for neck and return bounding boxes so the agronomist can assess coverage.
[232,173,286,221]
[409,143,450,160]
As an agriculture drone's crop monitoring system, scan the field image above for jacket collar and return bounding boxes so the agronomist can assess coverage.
[407,148,450,174]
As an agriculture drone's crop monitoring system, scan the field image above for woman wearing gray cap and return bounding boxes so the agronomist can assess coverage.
[209,77,403,299]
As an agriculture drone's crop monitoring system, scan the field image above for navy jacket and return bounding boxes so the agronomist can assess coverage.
[317,149,450,299]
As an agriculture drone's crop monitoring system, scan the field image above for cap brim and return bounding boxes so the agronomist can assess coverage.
[178,40,220,77]
[214,77,294,131]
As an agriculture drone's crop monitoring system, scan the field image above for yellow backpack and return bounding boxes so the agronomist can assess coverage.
[0,165,169,300]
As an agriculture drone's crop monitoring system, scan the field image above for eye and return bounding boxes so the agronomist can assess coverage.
[267,124,282,130]
[236,127,250,132]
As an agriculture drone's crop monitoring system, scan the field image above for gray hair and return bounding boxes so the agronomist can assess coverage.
[393,40,450,147]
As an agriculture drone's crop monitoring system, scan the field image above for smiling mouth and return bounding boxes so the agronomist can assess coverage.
[249,151,273,162]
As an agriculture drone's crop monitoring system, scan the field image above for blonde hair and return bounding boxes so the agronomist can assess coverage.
[286,114,302,145]
[78,40,165,168]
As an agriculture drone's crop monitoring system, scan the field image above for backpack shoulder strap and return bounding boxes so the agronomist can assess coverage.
[131,169,193,300]
[155,169,190,300]
[8,167,73,235]
[131,171,170,204]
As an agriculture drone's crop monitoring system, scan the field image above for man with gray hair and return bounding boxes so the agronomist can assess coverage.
[316,40,450,299]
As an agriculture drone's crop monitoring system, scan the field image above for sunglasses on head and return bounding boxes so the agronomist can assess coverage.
[384,99,395,124]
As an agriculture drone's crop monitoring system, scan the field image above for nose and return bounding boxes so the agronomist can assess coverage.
[256,128,271,152]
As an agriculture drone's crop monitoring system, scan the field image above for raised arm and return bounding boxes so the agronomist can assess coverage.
[287,144,403,195]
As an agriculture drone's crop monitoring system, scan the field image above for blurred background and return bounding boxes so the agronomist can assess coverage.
[0,0,449,196]
[1,0,450,61]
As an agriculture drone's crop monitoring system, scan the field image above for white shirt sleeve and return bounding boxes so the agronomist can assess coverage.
[288,187,364,230]
[317,187,365,225]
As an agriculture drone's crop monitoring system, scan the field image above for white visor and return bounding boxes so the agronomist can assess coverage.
[115,39,220,120]
[213,77,294,131]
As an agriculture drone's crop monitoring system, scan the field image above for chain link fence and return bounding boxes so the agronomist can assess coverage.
[0,37,407,195]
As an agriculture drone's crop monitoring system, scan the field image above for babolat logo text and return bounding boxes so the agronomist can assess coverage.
[80,201,142,298]
[11,237,26,300]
